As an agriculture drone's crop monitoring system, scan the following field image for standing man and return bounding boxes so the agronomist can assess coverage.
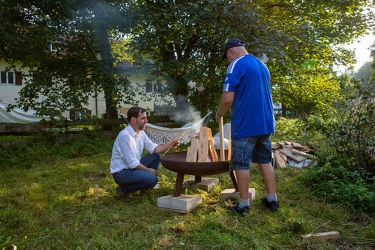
[110,107,180,202]
[216,38,279,215]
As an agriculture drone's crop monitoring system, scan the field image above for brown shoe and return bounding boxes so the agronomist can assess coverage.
[116,186,132,203]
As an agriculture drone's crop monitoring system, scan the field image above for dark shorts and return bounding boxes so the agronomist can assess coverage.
[230,134,272,170]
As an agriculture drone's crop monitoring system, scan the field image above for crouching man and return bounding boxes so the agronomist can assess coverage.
[110,107,180,202]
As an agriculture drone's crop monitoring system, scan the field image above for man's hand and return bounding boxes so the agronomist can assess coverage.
[135,164,158,176]
[215,112,223,122]
[154,138,181,155]
[148,168,158,176]
[170,138,180,148]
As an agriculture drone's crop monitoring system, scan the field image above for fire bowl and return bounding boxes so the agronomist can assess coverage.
[160,150,230,176]
[160,150,237,197]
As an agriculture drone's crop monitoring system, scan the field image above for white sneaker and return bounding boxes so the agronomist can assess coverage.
[153,183,161,189]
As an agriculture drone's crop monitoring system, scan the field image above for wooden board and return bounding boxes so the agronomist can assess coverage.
[219,117,225,161]
[198,127,211,162]
[208,138,218,162]
[274,150,287,168]
[291,142,304,149]
[280,141,291,146]
[272,144,283,150]
[301,231,340,239]
[227,137,232,161]
[292,149,315,159]
[279,148,306,163]
[186,138,199,162]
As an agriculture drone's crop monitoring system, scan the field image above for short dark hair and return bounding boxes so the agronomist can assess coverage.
[127,107,147,121]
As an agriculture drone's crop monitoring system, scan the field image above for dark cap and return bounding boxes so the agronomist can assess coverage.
[223,38,245,58]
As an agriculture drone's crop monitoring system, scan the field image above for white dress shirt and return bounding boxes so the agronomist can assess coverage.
[110,125,158,174]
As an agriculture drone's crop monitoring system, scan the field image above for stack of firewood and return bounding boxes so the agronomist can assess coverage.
[185,131,316,167]
[272,141,315,168]
[186,127,220,162]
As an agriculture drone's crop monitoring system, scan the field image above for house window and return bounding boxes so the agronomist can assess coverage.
[1,71,22,85]
[155,82,162,93]
[146,81,162,93]
[1,71,15,84]
[70,108,91,120]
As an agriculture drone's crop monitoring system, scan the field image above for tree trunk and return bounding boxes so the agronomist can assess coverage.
[94,17,118,120]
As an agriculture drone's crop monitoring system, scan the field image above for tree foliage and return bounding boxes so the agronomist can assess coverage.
[0,0,374,120]
[353,61,372,88]
[127,0,374,117]
[275,67,341,118]
[316,78,375,174]
[0,0,136,119]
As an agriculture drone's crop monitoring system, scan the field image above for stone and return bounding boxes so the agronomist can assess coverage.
[182,176,220,192]
[157,194,202,213]
[219,188,256,201]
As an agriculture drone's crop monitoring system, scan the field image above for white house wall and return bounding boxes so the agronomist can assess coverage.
[0,60,174,121]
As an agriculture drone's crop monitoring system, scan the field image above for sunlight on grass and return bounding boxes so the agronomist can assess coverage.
[58,194,77,203]
[1,143,374,249]
[28,183,49,212]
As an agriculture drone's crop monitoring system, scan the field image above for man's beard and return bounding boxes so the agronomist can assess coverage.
[137,124,145,131]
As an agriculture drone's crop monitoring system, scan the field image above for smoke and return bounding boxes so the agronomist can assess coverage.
[170,95,201,124]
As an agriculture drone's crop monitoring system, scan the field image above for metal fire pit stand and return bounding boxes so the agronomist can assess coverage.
[157,117,245,212]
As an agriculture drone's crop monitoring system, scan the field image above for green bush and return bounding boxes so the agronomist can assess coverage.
[299,82,375,213]
[273,117,305,141]
[323,82,375,173]
[300,163,375,213]
[305,115,328,133]
[273,117,325,146]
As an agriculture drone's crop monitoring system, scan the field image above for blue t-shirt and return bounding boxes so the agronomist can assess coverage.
[223,54,275,138]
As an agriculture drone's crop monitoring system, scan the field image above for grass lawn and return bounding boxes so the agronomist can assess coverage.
[1,148,375,249]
